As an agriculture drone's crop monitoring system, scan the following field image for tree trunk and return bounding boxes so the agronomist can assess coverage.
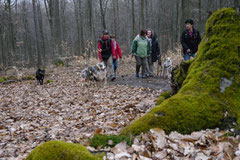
[234,0,239,8]
[32,0,42,68]
[53,0,62,57]
[99,0,106,30]
[113,0,117,35]
[37,0,46,65]
[22,0,34,67]
[140,0,144,29]
[131,0,136,39]
[198,0,202,32]
[7,0,16,66]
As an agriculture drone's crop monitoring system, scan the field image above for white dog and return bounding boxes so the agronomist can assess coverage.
[81,62,107,85]
[161,57,173,79]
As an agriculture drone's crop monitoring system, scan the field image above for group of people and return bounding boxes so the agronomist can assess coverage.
[97,19,201,80]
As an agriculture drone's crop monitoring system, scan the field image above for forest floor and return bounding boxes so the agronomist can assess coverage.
[0,57,170,160]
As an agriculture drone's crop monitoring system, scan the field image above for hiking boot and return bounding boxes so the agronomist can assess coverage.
[136,72,139,78]
[142,74,147,79]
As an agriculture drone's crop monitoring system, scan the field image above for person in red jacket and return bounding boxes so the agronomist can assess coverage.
[98,30,115,81]
[110,34,122,79]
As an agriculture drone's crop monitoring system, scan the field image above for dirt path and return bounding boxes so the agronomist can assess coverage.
[110,74,171,91]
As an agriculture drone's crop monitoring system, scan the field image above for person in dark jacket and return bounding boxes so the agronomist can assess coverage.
[146,29,160,77]
[181,19,201,61]
[98,30,115,80]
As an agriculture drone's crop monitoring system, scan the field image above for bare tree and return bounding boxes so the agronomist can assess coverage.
[32,0,42,67]
[99,0,109,30]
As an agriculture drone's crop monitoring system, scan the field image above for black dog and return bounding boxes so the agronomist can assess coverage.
[36,69,45,85]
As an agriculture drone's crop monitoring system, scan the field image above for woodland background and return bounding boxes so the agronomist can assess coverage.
[0,0,239,68]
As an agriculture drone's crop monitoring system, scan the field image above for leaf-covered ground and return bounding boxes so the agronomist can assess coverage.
[0,58,170,160]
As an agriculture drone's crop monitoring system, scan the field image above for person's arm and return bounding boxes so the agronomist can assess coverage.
[181,31,190,52]
[97,41,102,61]
[117,42,122,59]
[132,40,137,56]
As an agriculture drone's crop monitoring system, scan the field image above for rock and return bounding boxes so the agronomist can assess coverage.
[220,77,233,93]
[25,140,102,160]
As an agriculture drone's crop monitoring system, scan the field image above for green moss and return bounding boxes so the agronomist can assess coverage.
[90,134,132,148]
[121,8,240,136]
[55,60,64,67]
[22,75,35,80]
[26,140,103,160]
[0,76,8,83]
[46,80,54,83]
[156,91,172,105]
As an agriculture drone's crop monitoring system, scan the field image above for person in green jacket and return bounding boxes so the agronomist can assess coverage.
[132,30,151,78]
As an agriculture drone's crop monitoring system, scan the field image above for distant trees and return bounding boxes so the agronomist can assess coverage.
[0,0,237,68]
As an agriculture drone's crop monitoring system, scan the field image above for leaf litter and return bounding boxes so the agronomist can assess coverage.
[0,58,163,160]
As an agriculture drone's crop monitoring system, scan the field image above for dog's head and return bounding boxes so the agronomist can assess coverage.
[164,57,172,68]
[36,69,45,76]
[96,62,106,71]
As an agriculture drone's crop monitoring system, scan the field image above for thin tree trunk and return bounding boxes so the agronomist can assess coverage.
[113,0,117,35]
[37,0,46,65]
[234,0,239,8]
[131,0,136,39]
[7,0,16,66]
[99,0,106,30]
[53,0,62,57]
[140,0,144,29]
[32,0,42,68]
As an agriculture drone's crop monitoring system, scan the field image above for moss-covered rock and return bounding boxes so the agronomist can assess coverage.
[121,8,240,136]
[156,91,172,105]
[26,140,103,160]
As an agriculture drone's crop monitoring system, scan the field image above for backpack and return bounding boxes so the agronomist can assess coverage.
[99,38,112,60]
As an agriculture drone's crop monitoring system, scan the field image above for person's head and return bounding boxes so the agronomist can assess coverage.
[185,19,194,30]
[146,29,153,38]
[102,30,109,38]
[140,29,146,37]
[110,34,116,40]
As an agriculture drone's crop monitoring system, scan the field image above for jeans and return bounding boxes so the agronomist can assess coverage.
[184,53,196,61]
[112,59,118,77]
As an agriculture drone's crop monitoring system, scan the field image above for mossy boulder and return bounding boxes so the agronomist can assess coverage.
[156,91,172,105]
[26,140,103,160]
[121,8,240,136]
